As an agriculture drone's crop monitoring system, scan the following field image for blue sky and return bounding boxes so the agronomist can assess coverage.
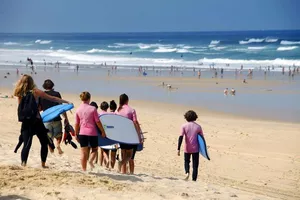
[0,0,299,33]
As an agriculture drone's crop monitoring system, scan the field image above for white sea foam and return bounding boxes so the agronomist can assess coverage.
[3,42,19,45]
[277,46,298,51]
[280,40,300,45]
[153,47,177,53]
[50,47,53,49]
[239,38,265,44]
[265,38,278,43]
[212,46,227,50]
[35,40,52,44]
[247,46,266,50]
[210,40,220,45]
[1,48,299,69]
[176,49,190,53]
[86,48,128,53]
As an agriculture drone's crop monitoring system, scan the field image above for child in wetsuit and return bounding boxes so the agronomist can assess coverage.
[177,110,203,181]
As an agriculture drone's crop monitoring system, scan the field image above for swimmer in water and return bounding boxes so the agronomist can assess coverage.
[231,88,236,96]
[224,88,228,95]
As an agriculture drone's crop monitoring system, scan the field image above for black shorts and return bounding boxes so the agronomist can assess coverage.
[78,135,98,148]
[119,143,135,150]
[131,145,138,160]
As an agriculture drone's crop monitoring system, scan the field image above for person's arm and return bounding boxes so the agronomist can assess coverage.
[132,109,142,143]
[74,112,80,142]
[177,136,183,156]
[198,126,204,136]
[178,126,185,156]
[94,108,106,137]
[34,89,70,104]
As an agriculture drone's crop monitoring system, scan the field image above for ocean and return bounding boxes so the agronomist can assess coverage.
[0,30,300,69]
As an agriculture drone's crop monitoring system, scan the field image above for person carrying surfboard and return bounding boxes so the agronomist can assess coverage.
[39,79,69,155]
[75,92,106,171]
[116,94,142,174]
[177,110,203,181]
[14,74,71,168]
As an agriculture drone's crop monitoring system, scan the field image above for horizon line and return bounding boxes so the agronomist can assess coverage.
[1,29,300,34]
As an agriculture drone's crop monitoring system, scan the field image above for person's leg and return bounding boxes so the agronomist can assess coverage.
[35,121,49,168]
[192,153,199,181]
[129,145,137,174]
[20,122,33,166]
[110,149,117,169]
[89,147,98,169]
[53,121,63,154]
[14,134,24,153]
[99,148,103,166]
[121,149,133,174]
[102,149,109,169]
[45,122,55,153]
[81,147,89,171]
[88,136,99,169]
[78,135,89,171]
[184,153,191,180]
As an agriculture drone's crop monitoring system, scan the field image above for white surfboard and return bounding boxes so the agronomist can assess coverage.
[101,144,120,150]
[99,114,140,144]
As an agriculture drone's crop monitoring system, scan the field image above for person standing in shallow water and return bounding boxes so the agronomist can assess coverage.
[177,110,204,181]
[14,75,71,168]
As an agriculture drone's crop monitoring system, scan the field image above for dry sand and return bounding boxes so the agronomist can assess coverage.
[0,88,299,200]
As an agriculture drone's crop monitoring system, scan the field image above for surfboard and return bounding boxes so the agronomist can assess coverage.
[99,114,140,144]
[41,104,74,123]
[198,134,210,160]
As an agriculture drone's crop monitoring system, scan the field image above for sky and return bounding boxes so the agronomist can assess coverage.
[0,0,299,33]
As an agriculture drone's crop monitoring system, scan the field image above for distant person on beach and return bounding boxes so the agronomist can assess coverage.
[243,79,247,84]
[13,75,71,168]
[16,68,19,75]
[116,94,142,174]
[75,92,106,171]
[224,88,228,95]
[231,88,236,95]
[197,70,201,79]
[177,110,203,181]
[39,79,69,155]
[76,65,79,72]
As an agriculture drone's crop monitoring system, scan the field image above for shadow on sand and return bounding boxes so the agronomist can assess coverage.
[0,195,31,200]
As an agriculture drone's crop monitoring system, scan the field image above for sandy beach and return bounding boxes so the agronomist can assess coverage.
[0,84,299,199]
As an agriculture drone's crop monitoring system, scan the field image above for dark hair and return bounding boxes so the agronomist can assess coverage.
[100,101,109,111]
[184,110,198,122]
[110,100,117,112]
[43,79,54,90]
[90,101,98,109]
[117,93,129,112]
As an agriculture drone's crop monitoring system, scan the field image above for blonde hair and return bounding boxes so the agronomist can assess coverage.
[13,74,36,97]
[80,91,91,102]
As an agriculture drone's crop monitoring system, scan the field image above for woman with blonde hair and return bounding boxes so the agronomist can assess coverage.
[75,91,106,171]
[14,74,71,168]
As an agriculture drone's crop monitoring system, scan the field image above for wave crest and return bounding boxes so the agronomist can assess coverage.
[248,46,266,50]
[86,48,128,53]
[277,46,298,51]
[239,38,265,44]
[35,40,52,44]
[210,40,220,45]
[153,47,177,53]
[280,40,300,45]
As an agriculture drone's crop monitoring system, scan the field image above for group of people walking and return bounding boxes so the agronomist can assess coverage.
[13,74,142,175]
[14,74,204,181]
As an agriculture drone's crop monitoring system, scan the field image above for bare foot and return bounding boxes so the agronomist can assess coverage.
[57,147,64,155]
[89,161,95,170]
[41,162,49,169]
[21,162,26,167]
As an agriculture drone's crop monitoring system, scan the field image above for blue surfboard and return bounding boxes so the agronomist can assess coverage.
[41,104,74,123]
[198,135,210,160]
